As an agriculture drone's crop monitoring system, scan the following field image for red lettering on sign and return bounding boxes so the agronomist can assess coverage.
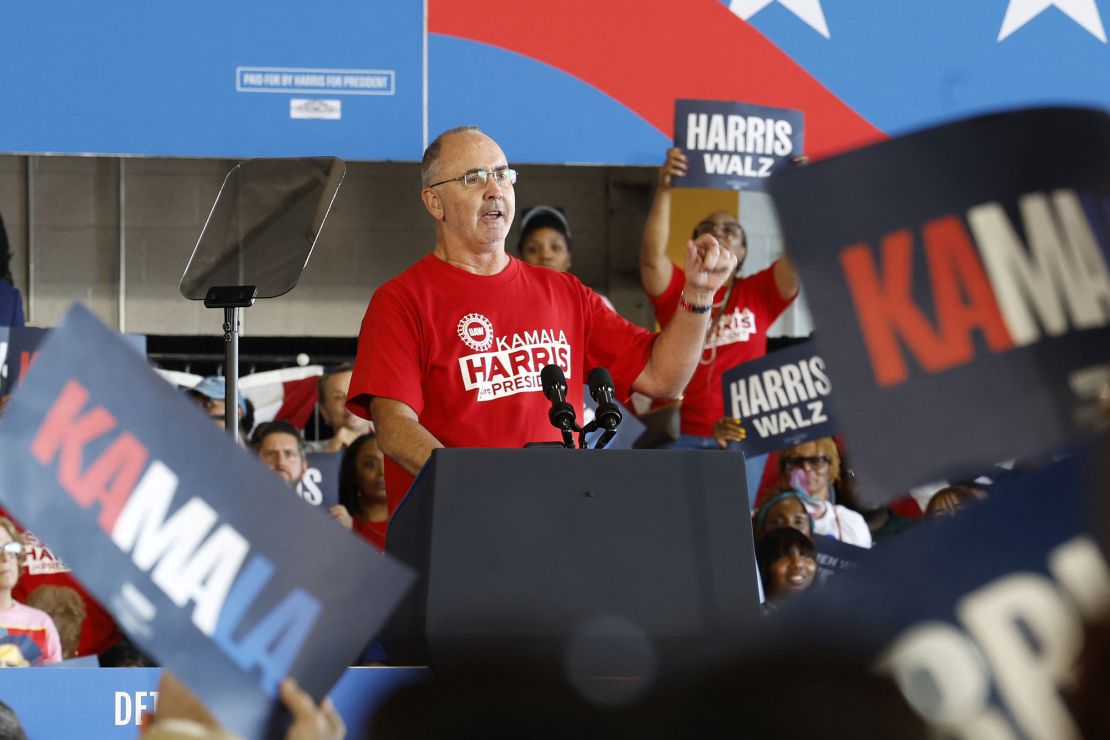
[18,351,39,384]
[29,379,150,532]
[923,216,1013,365]
[841,216,1013,388]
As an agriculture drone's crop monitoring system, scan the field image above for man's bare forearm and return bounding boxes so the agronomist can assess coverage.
[633,285,713,399]
[633,234,736,399]
[371,397,444,477]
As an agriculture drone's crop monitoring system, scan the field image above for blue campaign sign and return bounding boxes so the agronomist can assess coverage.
[0,2,423,160]
[769,107,1110,502]
[673,99,804,191]
[721,341,835,457]
[2,327,146,396]
[813,535,867,586]
[0,326,48,396]
[0,304,413,738]
[0,327,7,394]
[296,452,342,510]
[763,447,1109,738]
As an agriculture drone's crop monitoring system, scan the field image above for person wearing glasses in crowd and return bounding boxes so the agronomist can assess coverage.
[639,148,799,487]
[347,126,738,525]
[778,438,872,548]
[0,517,61,666]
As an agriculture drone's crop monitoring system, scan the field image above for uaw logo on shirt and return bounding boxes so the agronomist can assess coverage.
[457,313,494,352]
[707,307,757,349]
[456,313,572,402]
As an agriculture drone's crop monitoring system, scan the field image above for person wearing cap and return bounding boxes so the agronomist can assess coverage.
[640,147,799,459]
[185,376,251,437]
[517,205,616,311]
[517,205,574,273]
[346,126,737,527]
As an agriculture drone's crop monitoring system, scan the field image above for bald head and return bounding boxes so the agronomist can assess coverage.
[422,125,482,187]
[420,128,515,253]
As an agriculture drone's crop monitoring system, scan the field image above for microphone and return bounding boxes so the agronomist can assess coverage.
[585,366,622,449]
[541,364,579,447]
[587,367,622,432]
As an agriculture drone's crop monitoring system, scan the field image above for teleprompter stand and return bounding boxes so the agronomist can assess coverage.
[179,158,346,443]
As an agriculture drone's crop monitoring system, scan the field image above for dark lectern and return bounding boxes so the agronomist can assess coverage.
[383,448,761,678]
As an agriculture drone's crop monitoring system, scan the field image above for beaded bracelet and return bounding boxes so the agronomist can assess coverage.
[679,292,713,314]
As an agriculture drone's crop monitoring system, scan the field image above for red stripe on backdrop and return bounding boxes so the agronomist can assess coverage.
[429,0,886,159]
[275,376,319,430]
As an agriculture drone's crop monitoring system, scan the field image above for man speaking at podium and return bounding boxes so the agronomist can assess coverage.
[347,126,737,524]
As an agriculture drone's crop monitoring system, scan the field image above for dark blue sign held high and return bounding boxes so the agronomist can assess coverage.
[674,99,805,192]
[0,303,413,739]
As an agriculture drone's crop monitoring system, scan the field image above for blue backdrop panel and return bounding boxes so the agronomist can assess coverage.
[0,1,423,159]
[427,36,668,165]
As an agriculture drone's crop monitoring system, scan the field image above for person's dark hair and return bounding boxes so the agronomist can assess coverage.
[239,396,255,439]
[98,634,157,668]
[0,211,13,284]
[249,420,306,456]
[338,433,378,519]
[924,484,987,517]
[422,125,482,187]
[754,488,815,535]
[0,699,27,740]
[516,206,572,255]
[690,217,747,248]
[756,527,817,597]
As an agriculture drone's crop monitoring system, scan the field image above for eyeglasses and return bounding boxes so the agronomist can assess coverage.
[782,455,831,472]
[427,166,518,189]
[0,541,23,560]
[694,221,743,240]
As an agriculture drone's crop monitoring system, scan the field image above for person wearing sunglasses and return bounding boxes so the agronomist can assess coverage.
[347,127,738,526]
[778,438,872,548]
[638,148,799,490]
[0,517,62,666]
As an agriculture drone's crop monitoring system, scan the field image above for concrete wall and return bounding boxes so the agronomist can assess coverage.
[0,155,808,338]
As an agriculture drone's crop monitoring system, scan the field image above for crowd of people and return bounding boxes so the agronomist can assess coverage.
[0,127,1033,739]
[0,128,998,673]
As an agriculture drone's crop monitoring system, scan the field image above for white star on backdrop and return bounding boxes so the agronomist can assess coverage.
[998,0,1107,42]
[729,0,831,39]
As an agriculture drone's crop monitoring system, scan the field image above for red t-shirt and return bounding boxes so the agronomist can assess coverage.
[649,263,794,437]
[353,518,387,552]
[348,254,657,517]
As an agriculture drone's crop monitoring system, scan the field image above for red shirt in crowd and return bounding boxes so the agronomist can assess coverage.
[348,254,657,518]
[649,264,794,437]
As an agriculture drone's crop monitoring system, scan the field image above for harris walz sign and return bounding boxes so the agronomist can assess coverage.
[721,340,835,457]
[674,98,804,191]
